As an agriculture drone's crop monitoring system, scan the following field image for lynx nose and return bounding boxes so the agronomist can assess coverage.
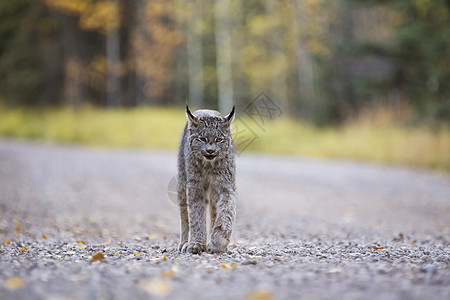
[206,147,215,154]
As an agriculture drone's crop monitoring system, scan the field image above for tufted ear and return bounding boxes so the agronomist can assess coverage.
[223,105,235,126]
[186,104,199,126]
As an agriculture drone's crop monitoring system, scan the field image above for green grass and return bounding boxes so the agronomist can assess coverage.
[1,105,449,172]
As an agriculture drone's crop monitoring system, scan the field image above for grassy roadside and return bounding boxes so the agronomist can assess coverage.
[0,105,449,172]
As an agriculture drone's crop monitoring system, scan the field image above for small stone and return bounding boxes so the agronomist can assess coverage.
[421,264,436,274]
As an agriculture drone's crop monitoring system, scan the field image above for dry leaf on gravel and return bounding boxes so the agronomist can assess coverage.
[160,270,175,279]
[14,219,22,234]
[221,263,237,269]
[19,247,27,253]
[138,279,172,297]
[247,290,274,300]
[372,247,384,250]
[92,252,105,262]
[76,241,86,244]
[4,277,25,291]
[42,234,48,239]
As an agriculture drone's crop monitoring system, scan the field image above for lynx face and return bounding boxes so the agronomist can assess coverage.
[187,108,234,162]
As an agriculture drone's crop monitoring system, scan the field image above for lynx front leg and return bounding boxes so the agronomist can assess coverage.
[177,174,189,251]
[178,203,189,251]
[208,191,236,254]
[181,186,207,254]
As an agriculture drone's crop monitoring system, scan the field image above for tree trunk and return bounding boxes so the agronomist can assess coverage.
[186,0,204,108]
[106,5,121,108]
[214,0,234,113]
[61,16,88,108]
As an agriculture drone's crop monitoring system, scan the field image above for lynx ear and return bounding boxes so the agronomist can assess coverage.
[223,105,235,126]
[186,104,199,126]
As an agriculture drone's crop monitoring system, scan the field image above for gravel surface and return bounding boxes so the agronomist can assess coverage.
[0,139,449,299]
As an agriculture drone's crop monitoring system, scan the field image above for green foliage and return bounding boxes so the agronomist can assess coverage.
[0,0,448,124]
[347,0,450,122]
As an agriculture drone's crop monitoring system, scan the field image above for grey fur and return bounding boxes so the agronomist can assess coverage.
[177,106,237,254]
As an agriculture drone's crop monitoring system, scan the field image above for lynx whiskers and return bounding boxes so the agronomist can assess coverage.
[177,105,237,254]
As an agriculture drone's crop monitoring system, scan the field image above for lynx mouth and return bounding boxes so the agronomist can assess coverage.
[203,154,217,160]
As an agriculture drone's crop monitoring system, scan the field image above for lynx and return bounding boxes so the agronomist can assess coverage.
[177,105,237,254]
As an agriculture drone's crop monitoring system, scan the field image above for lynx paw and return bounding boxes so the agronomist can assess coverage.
[178,241,187,252]
[181,242,205,254]
[207,231,230,254]
[207,242,228,254]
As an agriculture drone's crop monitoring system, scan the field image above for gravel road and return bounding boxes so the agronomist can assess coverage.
[0,139,449,299]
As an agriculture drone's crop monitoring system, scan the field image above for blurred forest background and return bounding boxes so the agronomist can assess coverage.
[0,0,449,170]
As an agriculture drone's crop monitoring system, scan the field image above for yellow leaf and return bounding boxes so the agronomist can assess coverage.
[6,240,10,244]
[42,234,49,240]
[14,219,22,234]
[115,253,120,256]
[105,239,111,244]
[19,247,27,253]
[149,234,158,240]
[160,270,175,278]
[92,252,105,262]
[247,290,274,300]
[76,241,86,244]
[221,263,237,269]
[78,244,87,250]
[134,253,141,256]
[138,279,172,297]
[411,242,417,246]
[372,247,384,250]
[4,277,25,291]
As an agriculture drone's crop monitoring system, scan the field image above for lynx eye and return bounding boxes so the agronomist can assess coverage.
[215,137,224,143]
[198,137,208,143]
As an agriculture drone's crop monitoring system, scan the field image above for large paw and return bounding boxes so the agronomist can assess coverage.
[207,242,228,254]
[178,241,187,252]
[207,231,230,254]
[181,242,205,254]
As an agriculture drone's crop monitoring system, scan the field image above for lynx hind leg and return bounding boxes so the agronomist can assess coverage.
[178,177,189,252]
[208,192,236,254]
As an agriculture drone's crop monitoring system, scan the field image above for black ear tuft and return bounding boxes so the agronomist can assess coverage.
[223,105,235,126]
[186,103,199,125]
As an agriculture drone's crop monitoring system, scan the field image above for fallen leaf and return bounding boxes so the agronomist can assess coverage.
[42,234,48,240]
[105,239,111,244]
[138,279,172,297]
[134,253,141,256]
[221,263,237,269]
[76,241,86,244]
[411,242,417,246]
[14,219,22,234]
[327,267,342,274]
[19,247,27,253]
[4,277,25,291]
[92,252,105,262]
[78,244,87,250]
[160,270,175,278]
[6,240,10,244]
[247,290,274,300]
[372,247,384,250]
[149,234,158,240]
